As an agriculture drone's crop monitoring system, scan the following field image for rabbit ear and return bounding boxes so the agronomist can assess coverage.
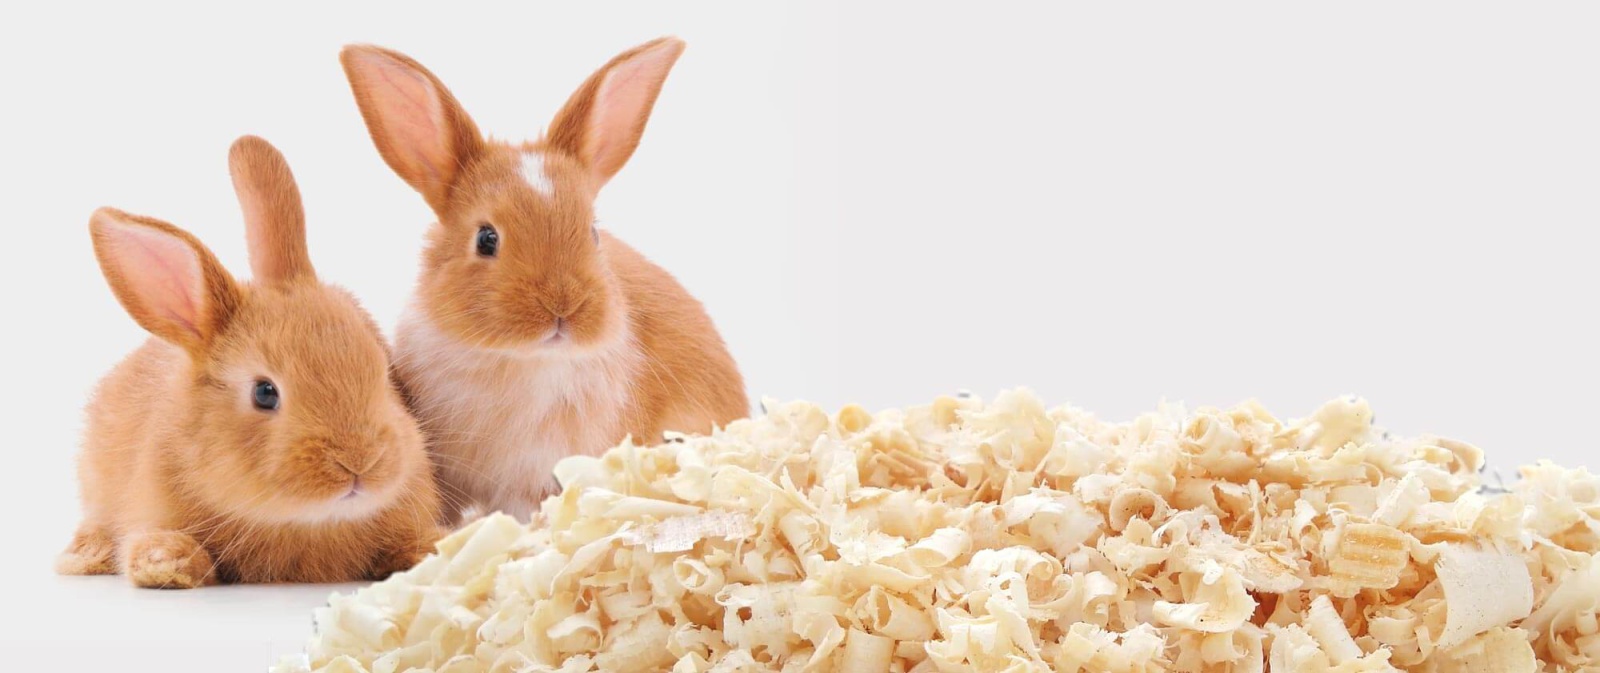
[89,208,241,353]
[340,45,483,212]
[547,37,686,191]
[229,135,314,285]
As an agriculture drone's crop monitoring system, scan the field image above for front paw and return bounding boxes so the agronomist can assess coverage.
[56,526,117,576]
[125,531,214,589]
[369,531,443,580]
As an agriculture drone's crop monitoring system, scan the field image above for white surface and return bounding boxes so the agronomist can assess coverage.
[32,575,355,669]
[3,2,1599,671]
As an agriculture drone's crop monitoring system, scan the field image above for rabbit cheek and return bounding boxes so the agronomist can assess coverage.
[419,266,507,348]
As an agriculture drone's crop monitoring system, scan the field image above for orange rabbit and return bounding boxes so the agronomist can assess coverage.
[56,136,443,588]
[340,38,747,520]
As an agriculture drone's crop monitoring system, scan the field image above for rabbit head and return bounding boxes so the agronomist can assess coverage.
[339,38,687,355]
[87,136,428,524]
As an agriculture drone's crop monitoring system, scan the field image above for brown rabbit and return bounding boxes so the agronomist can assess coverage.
[340,38,748,520]
[56,136,443,588]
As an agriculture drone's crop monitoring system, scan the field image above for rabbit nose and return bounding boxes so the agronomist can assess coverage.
[541,299,573,319]
[537,292,587,319]
[333,453,377,477]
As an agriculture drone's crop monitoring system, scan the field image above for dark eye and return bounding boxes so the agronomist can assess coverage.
[252,379,280,412]
[476,224,499,257]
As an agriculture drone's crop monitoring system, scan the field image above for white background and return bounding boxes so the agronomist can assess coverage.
[3,2,1598,670]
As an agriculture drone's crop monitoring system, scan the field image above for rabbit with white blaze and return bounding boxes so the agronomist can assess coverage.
[340,38,748,521]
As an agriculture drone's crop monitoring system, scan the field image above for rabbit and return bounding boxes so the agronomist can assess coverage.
[55,136,444,588]
[339,37,748,521]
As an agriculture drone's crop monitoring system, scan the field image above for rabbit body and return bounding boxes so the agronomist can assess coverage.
[393,230,742,519]
[342,38,748,520]
[57,137,443,588]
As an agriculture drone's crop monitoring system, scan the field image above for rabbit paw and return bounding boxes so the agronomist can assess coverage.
[369,543,431,580]
[125,531,215,589]
[56,525,117,576]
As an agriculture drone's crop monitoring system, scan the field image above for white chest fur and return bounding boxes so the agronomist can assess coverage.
[393,307,638,518]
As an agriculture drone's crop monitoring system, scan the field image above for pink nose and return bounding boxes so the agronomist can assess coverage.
[538,292,584,320]
[341,476,364,500]
[332,450,378,478]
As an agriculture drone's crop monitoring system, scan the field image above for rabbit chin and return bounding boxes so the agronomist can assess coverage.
[283,483,402,524]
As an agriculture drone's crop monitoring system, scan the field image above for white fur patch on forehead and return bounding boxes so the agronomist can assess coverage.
[521,152,553,197]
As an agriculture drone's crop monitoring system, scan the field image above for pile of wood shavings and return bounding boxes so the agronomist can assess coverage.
[273,391,1600,672]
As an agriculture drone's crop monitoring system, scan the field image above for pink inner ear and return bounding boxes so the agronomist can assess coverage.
[352,51,450,184]
[589,43,681,179]
[101,220,205,337]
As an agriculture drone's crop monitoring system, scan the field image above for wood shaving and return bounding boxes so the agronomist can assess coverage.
[272,390,1600,672]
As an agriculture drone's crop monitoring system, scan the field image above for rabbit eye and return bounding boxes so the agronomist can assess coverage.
[252,379,280,412]
[476,224,499,258]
